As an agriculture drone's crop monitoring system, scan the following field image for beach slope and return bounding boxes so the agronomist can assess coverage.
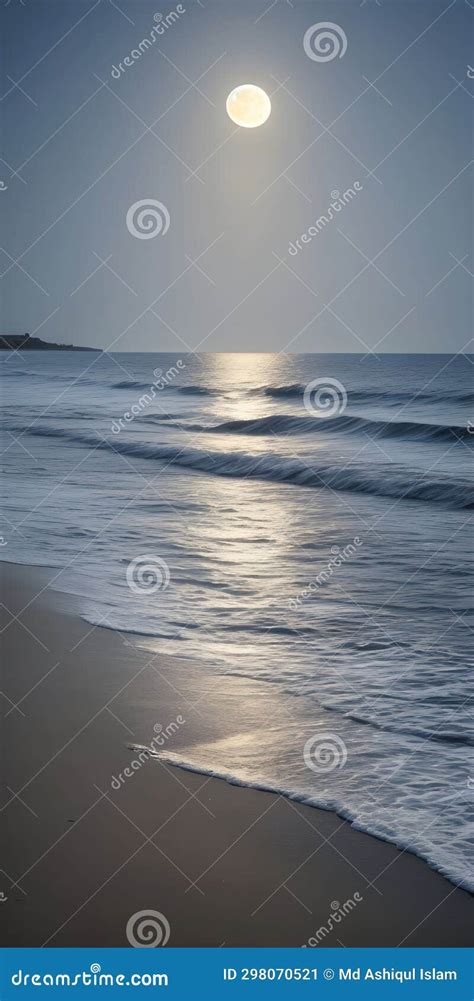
[0,563,471,947]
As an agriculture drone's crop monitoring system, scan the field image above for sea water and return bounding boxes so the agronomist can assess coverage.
[1,351,473,890]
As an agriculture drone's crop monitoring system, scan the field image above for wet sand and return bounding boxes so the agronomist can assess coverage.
[1,562,472,947]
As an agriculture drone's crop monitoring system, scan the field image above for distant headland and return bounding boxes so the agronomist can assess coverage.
[0,333,101,352]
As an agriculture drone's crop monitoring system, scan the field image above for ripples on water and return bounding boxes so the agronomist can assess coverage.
[1,352,473,889]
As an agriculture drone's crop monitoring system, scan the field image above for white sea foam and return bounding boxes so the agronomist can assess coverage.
[1,352,473,891]
[147,747,474,892]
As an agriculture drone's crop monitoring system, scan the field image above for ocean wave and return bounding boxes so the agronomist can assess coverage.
[196,413,471,443]
[252,383,474,405]
[0,369,113,390]
[8,422,474,508]
[176,384,218,395]
[111,381,219,395]
[343,711,474,746]
[136,413,177,422]
[0,369,76,383]
[111,380,156,390]
[4,368,471,408]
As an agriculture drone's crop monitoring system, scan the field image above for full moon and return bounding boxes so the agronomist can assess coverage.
[226,84,271,128]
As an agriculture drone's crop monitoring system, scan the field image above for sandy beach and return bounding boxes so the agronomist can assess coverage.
[1,561,472,948]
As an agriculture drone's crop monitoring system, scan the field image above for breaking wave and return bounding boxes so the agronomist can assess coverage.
[184,412,471,443]
[7,422,474,509]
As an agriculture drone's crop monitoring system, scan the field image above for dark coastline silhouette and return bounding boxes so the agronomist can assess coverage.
[0,333,101,351]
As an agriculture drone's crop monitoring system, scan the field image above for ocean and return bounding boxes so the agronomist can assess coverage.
[1,351,473,891]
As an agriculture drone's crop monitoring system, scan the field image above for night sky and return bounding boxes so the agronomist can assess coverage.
[1,0,473,352]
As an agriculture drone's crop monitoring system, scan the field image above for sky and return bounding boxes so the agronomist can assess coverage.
[1,0,473,353]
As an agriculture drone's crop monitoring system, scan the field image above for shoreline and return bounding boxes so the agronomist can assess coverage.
[1,561,472,947]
